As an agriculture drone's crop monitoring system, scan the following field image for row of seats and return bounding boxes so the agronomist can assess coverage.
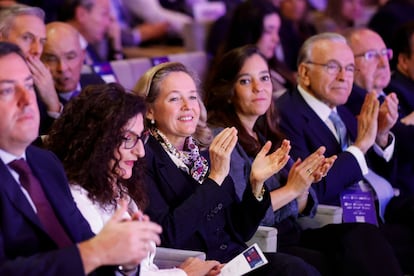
[109,51,209,91]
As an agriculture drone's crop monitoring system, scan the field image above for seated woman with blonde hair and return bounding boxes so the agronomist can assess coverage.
[134,61,321,275]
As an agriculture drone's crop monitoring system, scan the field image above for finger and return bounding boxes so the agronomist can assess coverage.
[257,141,272,158]
[220,128,238,150]
[297,146,325,170]
[211,127,232,148]
[109,200,129,223]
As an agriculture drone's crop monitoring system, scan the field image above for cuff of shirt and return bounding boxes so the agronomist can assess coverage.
[46,102,63,119]
[346,145,368,175]
[373,132,395,162]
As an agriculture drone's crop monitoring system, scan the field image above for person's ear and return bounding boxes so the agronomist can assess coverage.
[146,108,154,122]
[298,63,311,87]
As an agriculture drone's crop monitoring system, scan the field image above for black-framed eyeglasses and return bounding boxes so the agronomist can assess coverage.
[306,60,356,75]
[354,48,393,61]
[122,130,150,149]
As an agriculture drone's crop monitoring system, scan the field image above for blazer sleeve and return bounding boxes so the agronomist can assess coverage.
[144,141,270,247]
[277,93,364,205]
[0,244,86,276]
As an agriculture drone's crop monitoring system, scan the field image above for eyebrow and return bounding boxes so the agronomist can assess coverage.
[125,129,140,137]
[237,70,270,78]
[0,75,33,84]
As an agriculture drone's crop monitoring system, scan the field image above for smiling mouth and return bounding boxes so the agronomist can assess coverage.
[178,116,193,121]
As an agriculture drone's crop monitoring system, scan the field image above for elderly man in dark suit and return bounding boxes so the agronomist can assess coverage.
[344,28,414,200]
[40,21,104,132]
[276,32,414,274]
[0,41,162,275]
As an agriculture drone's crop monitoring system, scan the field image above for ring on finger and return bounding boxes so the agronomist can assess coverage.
[306,168,312,174]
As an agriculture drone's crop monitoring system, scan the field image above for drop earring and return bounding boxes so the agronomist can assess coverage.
[151,119,155,125]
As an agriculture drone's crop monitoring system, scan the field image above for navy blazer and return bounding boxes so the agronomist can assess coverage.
[143,136,271,263]
[0,146,111,275]
[347,82,414,194]
[276,88,396,205]
[386,70,414,118]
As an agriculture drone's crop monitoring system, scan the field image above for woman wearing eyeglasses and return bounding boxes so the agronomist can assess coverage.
[45,83,222,276]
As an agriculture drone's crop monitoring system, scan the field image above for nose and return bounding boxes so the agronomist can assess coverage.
[253,79,263,93]
[132,139,145,158]
[57,58,68,72]
[336,68,347,81]
[17,86,33,107]
[181,98,190,110]
[377,54,389,67]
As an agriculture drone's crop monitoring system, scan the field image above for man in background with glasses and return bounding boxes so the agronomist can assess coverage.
[345,28,414,212]
[344,28,397,116]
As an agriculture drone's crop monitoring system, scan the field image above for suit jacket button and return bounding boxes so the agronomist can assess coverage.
[219,244,227,250]
[217,203,223,210]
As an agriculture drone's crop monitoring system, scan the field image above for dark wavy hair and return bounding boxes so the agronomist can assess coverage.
[45,83,148,209]
[205,45,284,156]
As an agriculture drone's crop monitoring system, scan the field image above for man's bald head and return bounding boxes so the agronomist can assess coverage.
[41,21,85,93]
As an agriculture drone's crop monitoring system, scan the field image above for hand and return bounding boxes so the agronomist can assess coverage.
[250,139,291,195]
[208,127,238,185]
[377,92,398,147]
[26,56,60,113]
[135,22,169,42]
[401,111,414,126]
[179,257,222,276]
[311,154,337,182]
[285,146,326,196]
[78,201,162,273]
[354,91,379,153]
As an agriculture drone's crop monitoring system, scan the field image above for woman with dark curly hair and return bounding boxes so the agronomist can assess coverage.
[45,83,221,276]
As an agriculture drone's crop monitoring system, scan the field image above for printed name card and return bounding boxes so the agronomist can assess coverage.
[341,190,378,226]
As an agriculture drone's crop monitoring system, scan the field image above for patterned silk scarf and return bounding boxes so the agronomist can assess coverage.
[151,128,209,183]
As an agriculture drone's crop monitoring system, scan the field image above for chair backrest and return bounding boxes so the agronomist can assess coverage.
[110,58,152,90]
[110,51,209,92]
[167,51,208,82]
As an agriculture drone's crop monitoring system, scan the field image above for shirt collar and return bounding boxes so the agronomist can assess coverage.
[59,83,82,101]
[297,84,337,122]
[0,148,26,165]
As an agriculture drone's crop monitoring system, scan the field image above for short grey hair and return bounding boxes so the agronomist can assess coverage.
[297,32,347,66]
[0,4,45,38]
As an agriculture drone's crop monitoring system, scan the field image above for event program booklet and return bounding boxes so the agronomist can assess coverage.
[219,243,268,276]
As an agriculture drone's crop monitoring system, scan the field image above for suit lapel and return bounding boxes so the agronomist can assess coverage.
[293,90,342,152]
[147,137,197,200]
[0,159,44,230]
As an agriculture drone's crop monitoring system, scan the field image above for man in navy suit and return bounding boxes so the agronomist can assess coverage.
[277,32,398,206]
[344,28,414,197]
[276,33,414,274]
[0,41,162,275]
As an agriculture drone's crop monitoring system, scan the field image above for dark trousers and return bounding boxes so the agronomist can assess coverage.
[248,252,321,276]
[383,195,414,274]
[279,223,403,276]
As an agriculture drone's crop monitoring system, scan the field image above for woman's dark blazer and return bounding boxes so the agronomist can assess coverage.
[143,136,271,262]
